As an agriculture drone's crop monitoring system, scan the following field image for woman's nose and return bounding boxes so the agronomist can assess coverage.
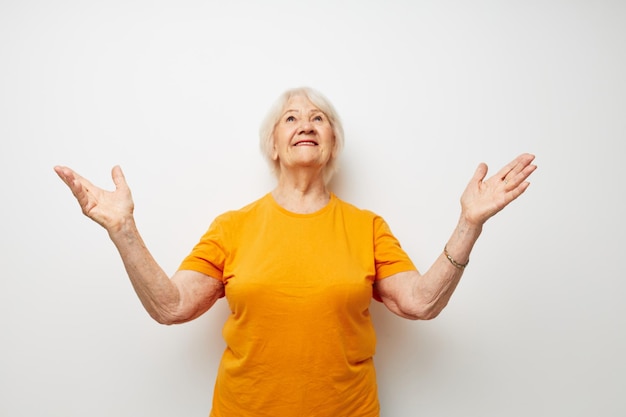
[298,120,314,134]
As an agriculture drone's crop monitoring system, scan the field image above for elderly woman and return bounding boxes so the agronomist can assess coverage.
[54,87,536,417]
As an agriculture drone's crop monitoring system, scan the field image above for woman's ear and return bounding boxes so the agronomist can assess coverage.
[271,135,278,161]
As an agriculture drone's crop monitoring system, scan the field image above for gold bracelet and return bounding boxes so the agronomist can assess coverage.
[444,245,469,270]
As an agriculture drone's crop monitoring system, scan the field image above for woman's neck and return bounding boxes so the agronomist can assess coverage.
[272,173,330,214]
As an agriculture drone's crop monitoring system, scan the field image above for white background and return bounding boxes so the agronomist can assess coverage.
[1,1,625,416]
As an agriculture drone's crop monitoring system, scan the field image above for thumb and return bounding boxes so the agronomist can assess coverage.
[111,165,127,190]
[473,162,488,184]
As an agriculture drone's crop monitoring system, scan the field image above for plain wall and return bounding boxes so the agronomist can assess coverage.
[1,1,625,416]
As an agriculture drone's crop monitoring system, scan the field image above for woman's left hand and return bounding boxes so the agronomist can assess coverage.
[460,153,537,227]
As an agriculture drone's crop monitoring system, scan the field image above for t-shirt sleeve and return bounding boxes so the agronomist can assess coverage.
[372,215,417,302]
[373,215,417,280]
[178,214,229,282]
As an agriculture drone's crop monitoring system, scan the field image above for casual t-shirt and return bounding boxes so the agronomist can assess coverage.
[179,193,416,417]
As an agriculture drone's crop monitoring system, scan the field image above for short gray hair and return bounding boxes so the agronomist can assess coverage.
[259,87,345,184]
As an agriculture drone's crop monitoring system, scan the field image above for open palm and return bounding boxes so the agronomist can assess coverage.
[460,153,537,227]
[54,165,134,231]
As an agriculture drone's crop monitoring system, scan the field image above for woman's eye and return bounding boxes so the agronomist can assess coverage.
[286,116,295,122]
[313,115,323,122]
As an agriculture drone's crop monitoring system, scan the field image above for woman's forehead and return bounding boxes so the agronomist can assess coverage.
[282,95,324,114]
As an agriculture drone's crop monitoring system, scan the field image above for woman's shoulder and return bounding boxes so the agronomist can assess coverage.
[214,193,272,222]
[333,194,380,219]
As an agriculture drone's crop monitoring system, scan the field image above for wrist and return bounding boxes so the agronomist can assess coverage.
[107,215,138,238]
[444,245,469,270]
[457,213,484,238]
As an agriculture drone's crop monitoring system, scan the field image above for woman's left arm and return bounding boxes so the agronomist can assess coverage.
[375,153,537,320]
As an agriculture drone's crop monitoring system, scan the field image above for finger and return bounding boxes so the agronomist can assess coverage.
[509,153,535,176]
[492,155,522,181]
[111,165,127,190]
[472,162,488,185]
[512,163,537,183]
[54,166,96,210]
[53,165,76,187]
[54,166,85,195]
[494,153,535,184]
[505,180,532,203]
[506,159,537,190]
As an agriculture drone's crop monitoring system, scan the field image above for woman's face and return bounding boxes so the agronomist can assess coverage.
[272,95,336,176]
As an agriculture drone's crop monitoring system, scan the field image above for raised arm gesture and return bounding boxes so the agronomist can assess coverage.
[376,153,537,320]
[53,165,223,324]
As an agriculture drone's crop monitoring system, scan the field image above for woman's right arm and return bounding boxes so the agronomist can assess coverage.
[54,165,224,324]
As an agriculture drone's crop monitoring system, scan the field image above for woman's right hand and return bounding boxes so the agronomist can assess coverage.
[54,165,134,232]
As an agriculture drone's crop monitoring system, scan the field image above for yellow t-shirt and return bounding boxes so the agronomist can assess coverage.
[179,193,416,417]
